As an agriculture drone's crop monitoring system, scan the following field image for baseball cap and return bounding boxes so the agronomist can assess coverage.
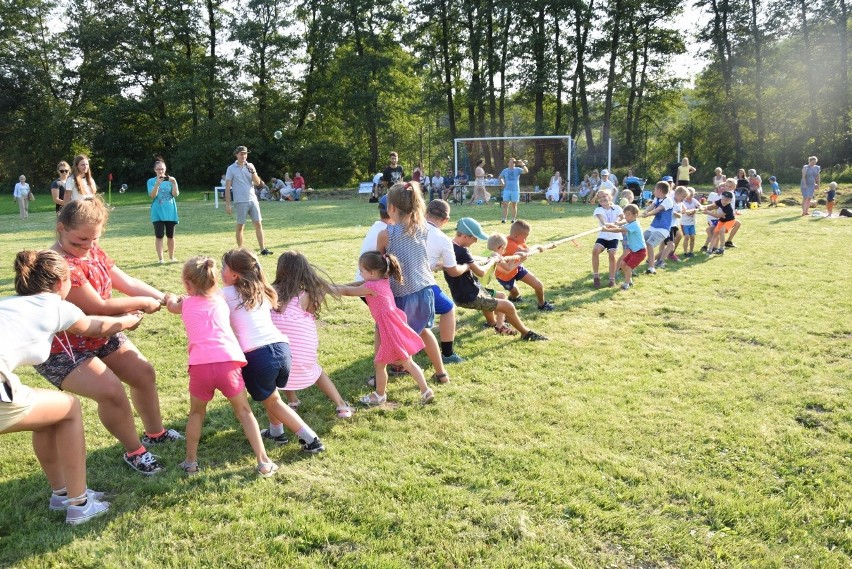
[661,175,673,182]
[601,169,609,176]
[721,191,734,199]
[379,195,388,210]
[769,176,776,181]
[234,145,249,154]
[456,217,489,240]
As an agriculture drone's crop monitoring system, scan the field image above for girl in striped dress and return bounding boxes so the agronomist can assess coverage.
[269,252,354,418]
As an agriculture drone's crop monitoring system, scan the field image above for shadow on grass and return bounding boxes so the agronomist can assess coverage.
[769,214,806,224]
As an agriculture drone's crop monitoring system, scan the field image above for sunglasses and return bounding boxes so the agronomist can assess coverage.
[59,169,69,173]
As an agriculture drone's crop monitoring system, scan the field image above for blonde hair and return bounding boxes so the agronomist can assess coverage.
[14,250,68,295]
[486,233,507,252]
[182,256,217,296]
[674,186,688,197]
[57,160,70,174]
[56,195,109,234]
[221,248,277,310]
[387,182,426,236]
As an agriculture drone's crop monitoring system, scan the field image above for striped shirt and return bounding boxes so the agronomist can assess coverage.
[386,223,435,297]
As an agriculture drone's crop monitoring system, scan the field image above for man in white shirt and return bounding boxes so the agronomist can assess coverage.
[225,145,272,255]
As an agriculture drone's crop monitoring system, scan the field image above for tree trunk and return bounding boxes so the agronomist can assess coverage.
[573,0,596,159]
[750,0,765,164]
[600,0,623,156]
[800,0,819,145]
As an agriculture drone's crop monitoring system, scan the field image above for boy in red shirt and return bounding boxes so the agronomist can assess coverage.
[489,220,554,311]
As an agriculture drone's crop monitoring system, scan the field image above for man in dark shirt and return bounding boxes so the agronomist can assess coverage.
[381,151,405,193]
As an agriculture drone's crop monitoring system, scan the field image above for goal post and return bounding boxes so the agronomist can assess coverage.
[453,135,573,193]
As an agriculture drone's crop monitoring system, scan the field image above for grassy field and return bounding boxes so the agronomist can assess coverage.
[0,189,849,568]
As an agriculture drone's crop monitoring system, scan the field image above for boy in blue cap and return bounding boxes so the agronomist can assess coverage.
[445,217,547,341]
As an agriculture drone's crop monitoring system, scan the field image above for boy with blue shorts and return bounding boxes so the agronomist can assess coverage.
[425,199,464,364]
[640,181,674,274]
[489,220,554,310]
[499,158,528,224]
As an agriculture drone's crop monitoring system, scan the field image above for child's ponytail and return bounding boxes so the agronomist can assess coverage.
[387,182,425,236]
[359,250,405,284]
[384,253,403,283]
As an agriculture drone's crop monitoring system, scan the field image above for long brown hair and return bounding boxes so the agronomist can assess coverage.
[14,250,68,295]
[271,251,338,316]
[359,251,403,283]
[221,248,277,310]
[387,182,425,236]
[71,154,97,196]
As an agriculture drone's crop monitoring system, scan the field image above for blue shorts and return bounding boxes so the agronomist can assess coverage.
[242,342,291,401]
[430,284,454,316]
[395,287,435,334]
[503,189,520,203]
[681,224,696,236]
[496,265,529,291]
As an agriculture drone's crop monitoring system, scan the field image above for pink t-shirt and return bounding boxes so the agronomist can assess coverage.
[180,294,247,366]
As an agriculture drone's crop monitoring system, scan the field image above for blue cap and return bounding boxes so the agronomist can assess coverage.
[661,175,674,182]
[456,217,489,240]
[379,195,388,210]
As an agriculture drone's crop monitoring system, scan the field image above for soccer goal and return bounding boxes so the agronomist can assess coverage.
[453,135,573,193]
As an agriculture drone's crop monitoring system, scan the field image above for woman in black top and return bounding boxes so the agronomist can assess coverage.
[50,161,71,214]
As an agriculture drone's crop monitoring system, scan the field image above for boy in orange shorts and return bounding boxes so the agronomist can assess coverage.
[489,220,554,311]
[704,190,736,255]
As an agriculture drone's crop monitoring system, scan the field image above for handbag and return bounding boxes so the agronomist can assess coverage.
[27,191,35,202]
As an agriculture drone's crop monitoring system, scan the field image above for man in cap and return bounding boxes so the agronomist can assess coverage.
[224,145,272,255]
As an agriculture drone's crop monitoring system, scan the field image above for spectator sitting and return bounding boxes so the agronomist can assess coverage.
[269,178,285,201]
[292,172,306,201]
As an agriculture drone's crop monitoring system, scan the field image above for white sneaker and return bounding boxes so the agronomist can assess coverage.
[65,497,110,525]
[50,488,106,511]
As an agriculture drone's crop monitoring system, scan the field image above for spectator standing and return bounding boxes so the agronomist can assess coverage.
[51,162,71,214]
[65,154,97,201]
[800,156,820,216]
[499,158,528,223]
[224,145,272,255]
[382,151,405,192]
[147,159,180,263]
[14,175,31,220]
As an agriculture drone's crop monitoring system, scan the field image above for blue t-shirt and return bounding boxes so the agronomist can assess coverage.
[650,197,674,231]
[624,220,645,251]
[147,178,179,223]
[499,167,524,192]
[770,181,781,195]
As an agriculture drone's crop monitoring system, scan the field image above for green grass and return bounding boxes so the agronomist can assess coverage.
[0,190,850,568]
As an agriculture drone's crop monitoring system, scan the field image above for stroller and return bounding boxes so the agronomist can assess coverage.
[625,176,647,205]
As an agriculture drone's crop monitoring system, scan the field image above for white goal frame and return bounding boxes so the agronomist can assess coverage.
[453,135,573,190]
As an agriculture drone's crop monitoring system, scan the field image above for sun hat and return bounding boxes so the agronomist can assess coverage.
[456,217,489,240]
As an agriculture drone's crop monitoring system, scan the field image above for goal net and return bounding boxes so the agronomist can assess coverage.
[454,136,572,193]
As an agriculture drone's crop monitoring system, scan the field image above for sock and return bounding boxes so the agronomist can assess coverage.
[52,487,67,496]
[296,426,318,443]
[145,428,165,439]
[268,423,284,437]
[127,446,147,457]
[440,341,454,357]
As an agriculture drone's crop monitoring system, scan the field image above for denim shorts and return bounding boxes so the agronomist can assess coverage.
[430,284,455,316]
[242,342,290,402]
[681,224,696,236]
[496,265,529,291]
[34,333,126,389]
[394,287,435,334]
[503,189,520,203]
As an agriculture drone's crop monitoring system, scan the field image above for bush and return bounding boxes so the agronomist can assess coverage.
[288,141,355,187]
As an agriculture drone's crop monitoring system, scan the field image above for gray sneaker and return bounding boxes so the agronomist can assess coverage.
[65,498,110,525]
[50,488,106,511]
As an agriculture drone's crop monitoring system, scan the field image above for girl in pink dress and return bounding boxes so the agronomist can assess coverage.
[334,251,433,406]
[165,256,277,477]
[270,251,354,418]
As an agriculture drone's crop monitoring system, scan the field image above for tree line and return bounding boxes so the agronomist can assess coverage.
[0,0,848,192]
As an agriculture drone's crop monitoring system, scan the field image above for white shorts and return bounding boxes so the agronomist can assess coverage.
[643,229,667,247]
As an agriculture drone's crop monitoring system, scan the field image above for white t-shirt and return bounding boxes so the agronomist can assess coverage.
[0,293,84,369]
[681,198,699,226]
[426,222,457,272]
[593,205,624,240]
[354,220,388,281]
[705,192,720,224]
[670,202,683,228]
[372,173,383,185]
[221,287,287,352]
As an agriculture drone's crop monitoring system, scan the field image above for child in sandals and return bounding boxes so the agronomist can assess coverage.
[334,251,434,405]
[445,218,547,341]
[269,251,355,418]
[166,256,277,477]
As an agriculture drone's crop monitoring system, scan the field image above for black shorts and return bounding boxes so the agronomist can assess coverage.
[594,238,619,251]
[664,226,679,244]
[153,221,177,239]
